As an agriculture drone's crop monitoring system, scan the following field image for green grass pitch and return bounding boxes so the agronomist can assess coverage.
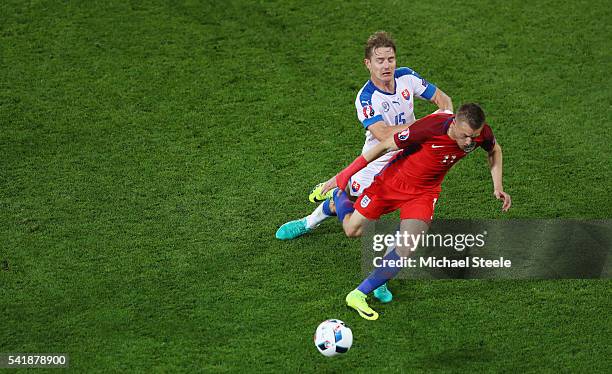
[1,0,611,372]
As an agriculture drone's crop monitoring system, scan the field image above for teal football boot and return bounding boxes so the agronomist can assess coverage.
[275,218,311,240]
[373,283,393,303]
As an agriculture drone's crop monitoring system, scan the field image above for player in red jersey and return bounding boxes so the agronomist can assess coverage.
[319,103,512,320]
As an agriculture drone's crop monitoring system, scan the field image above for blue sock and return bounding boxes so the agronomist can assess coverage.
[333,190,355,222]
[322,198,336,216]
[357,249,403,294]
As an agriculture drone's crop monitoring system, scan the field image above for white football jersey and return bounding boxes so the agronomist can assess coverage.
[355,67,437,167]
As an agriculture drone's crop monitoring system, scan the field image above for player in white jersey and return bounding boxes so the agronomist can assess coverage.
[349,65,444,197]
[276,31,452,240]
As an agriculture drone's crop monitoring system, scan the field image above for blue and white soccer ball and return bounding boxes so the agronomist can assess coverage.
[314,319,353,357]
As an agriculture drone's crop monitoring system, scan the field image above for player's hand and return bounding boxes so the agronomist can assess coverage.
[494,190,512,212]
[321,177,338,196]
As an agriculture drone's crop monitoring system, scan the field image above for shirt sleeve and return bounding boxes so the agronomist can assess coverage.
[396,67,437,101]
[393,113,450,148]
[480,124,497,152]
[355,95,384,129]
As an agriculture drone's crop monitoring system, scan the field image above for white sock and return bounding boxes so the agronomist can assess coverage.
[305,202,331,229]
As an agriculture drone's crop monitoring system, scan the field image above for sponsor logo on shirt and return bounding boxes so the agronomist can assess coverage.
[363,105,375,119]
[397,129,410,141]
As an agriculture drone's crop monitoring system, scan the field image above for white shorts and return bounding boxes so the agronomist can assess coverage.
[347,159,388,197]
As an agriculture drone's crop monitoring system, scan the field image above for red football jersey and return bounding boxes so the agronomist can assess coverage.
[376,113,496,195]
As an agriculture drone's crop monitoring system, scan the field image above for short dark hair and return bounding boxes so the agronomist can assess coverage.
[456,103,486,130]
[365,31,396,59]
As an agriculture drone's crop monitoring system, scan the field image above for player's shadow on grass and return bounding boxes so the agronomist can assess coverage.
[422,342,496,369]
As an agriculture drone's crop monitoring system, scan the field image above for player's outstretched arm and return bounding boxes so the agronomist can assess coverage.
[431,88,453,112]
[368,121,412,141]
[487,142,512,212]
[321,136,399,194]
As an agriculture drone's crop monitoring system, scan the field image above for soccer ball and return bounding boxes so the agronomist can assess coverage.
[314,319,353,357]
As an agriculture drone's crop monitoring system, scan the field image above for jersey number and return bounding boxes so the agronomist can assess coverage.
[394,112,406,125]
